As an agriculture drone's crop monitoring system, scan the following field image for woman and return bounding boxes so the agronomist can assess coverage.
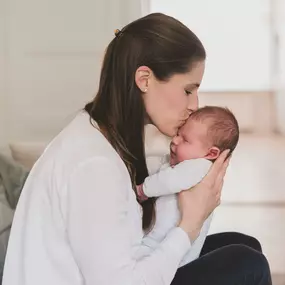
[3,13,271,285]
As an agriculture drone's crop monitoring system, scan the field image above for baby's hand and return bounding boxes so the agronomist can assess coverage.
[136,184,148,202]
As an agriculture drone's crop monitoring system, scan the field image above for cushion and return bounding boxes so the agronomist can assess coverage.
[9,142,47,170]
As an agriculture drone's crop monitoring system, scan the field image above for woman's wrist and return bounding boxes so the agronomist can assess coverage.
[178,220,200,243]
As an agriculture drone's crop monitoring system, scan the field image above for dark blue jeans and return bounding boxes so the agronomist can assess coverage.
[171,232,272,285]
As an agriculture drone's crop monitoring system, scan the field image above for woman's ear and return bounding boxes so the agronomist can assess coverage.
[135,66,151,92]
[205,147,221,160]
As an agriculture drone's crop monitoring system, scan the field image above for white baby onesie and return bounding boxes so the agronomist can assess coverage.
[141,157,213,267]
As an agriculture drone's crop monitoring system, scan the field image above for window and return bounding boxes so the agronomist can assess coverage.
[150,0,273,91]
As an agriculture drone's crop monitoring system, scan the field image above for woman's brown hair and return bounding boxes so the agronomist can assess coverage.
[85,13,206,231]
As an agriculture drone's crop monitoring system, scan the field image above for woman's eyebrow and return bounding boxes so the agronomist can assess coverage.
[186,83,200,89]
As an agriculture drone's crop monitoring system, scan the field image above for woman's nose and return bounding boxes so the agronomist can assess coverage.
[188,93,199,113]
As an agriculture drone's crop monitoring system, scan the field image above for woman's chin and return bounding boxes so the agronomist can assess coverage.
[159,129,176,138]
[152,123,178,138]
[165,127,179,138]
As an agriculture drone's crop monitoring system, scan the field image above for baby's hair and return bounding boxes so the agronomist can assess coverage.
[190,106,239,156]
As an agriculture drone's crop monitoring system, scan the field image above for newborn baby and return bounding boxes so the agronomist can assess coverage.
[137,106,239,266]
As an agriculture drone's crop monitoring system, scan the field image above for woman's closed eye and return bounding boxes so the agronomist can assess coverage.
[184,90,193,96]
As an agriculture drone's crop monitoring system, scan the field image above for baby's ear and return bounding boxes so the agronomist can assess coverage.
[205,147,220,160]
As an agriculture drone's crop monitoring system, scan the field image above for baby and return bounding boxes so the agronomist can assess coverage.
[136,106,239,266]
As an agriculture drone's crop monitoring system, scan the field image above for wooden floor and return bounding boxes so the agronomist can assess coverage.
[209,134,285,284]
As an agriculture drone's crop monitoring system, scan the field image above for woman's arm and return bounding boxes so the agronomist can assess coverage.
[179,213,213,267]
[66,157,191,285]
[141,159,212,198]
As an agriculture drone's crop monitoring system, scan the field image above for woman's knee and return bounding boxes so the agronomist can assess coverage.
[230,245,271,279]
[178,244,271,285]
[224,232,263,252]
[245,247,272,284]
[242,234,262,252]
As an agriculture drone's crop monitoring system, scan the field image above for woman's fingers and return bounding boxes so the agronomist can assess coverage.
[218,157,230,180]
[215,179,224,198]
[215,156,231,190]
[203,149,230,185]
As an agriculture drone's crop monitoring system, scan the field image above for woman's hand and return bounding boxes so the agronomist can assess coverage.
[177,149,231,242]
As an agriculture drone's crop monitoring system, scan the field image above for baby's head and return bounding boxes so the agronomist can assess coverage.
[170,106,239,165]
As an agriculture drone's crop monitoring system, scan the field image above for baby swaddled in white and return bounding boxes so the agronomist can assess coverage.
[141,157,212,267]
[137,106,239,267]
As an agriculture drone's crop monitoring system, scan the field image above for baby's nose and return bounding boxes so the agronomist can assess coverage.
[172,135,181,145]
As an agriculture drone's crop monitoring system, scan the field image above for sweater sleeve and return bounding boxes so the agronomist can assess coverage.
[66,157,191,285]
[179,213,214,267]
[143,158,212,197]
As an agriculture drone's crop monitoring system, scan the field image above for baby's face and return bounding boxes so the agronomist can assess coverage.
[169,119,211,166]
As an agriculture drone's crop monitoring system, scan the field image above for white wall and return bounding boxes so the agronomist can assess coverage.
[273,0,285,134]
[0,0,8,148]
[0,0,142,148]
[150,0,272,92]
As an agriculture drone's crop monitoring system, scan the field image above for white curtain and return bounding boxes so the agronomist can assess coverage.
[108,0,144,29]
[0,0,144,147]
[140,0,151,16]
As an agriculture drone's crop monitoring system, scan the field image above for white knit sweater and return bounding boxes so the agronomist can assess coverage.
[3,113,192,285]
